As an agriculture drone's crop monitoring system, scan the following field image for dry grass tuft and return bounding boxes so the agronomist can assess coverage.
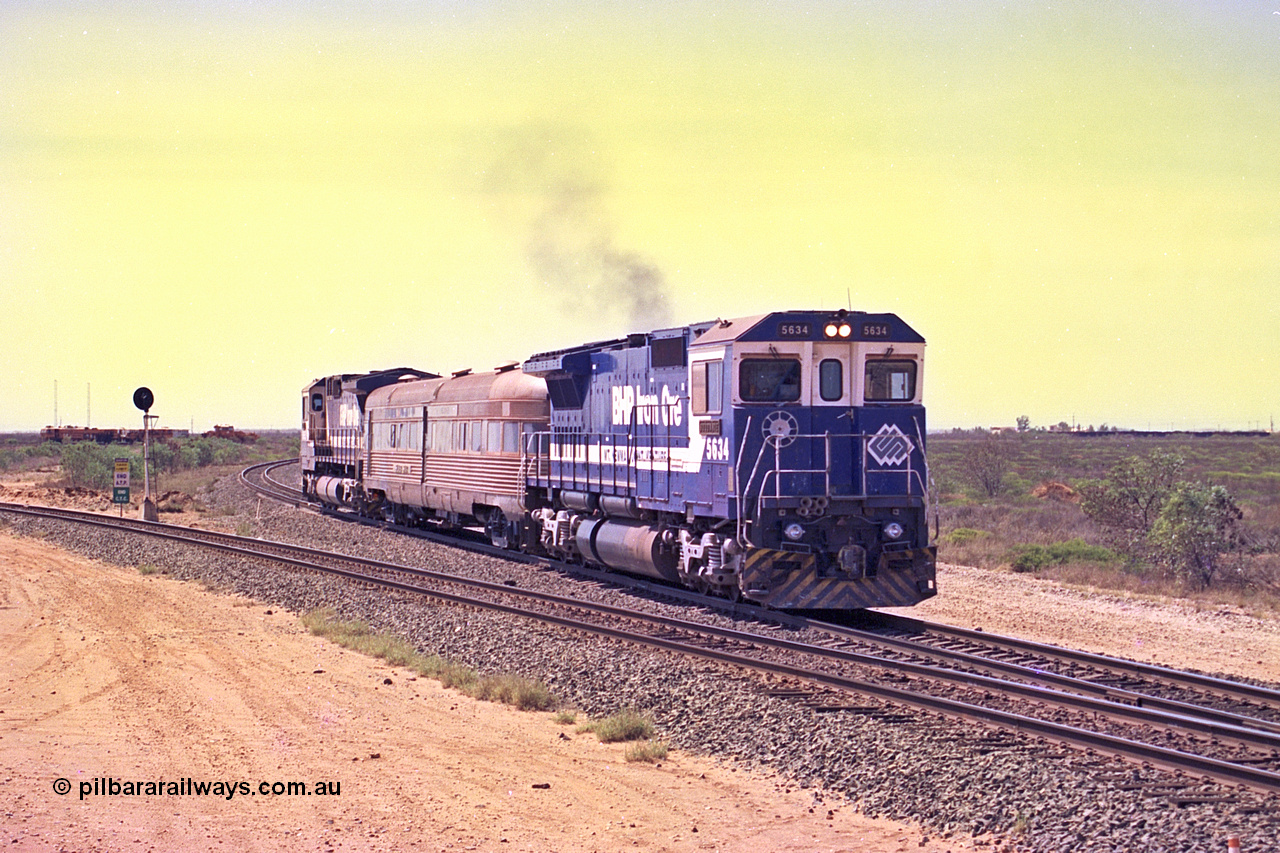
[624,740,669,763]
[577,708,654,743]
[300,608,557,711]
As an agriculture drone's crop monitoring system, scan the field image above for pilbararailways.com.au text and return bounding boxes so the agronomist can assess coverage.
[64,777,341,801]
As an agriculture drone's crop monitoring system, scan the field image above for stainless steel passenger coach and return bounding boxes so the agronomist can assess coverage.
[300,310,937,611]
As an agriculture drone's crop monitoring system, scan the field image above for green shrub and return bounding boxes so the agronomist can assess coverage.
[1006,539,1120,573]
[1149,482,1243,588]
[943,527,992,545]
[58,442,118,489]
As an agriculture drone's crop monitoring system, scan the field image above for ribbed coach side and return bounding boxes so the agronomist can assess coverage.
[361,367,549,537]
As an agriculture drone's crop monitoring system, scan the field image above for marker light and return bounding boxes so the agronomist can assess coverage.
[883,522,905,540]
[784,522,806,541]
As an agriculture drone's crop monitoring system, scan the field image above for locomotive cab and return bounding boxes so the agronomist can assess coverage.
[300,368,436,507]
[714,314,932,604]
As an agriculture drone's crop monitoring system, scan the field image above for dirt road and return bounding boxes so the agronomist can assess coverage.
[0,532,969,852]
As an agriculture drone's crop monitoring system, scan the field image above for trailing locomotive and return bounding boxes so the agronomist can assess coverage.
[301,310,937,610]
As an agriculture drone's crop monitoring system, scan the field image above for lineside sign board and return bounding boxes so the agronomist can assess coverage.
[113,458,130,504]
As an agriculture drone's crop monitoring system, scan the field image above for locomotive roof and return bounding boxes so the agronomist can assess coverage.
[692,311,925,346]
[366,367,545,408]
[524,310,924,375]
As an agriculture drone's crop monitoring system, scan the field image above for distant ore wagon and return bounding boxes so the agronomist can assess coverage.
[203,425,258,443]
[41,426,121,444]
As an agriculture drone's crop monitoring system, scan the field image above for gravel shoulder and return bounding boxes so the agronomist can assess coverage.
[0,531,965,853]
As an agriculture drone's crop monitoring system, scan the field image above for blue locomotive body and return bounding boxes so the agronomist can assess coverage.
[521,310,936,609]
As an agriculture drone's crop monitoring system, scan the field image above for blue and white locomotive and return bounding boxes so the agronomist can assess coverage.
[301,309,937,610]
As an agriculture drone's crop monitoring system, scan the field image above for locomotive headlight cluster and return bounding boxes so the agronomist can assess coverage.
[823,309,853,339]
[823,322,852,339]
[883,521,905,540]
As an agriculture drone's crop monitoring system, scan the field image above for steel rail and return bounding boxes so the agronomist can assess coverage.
[3,500,1279,796]
[239,459,310,507]
[248,462,1280,726]
[862,611,1280,712]
[773,617,1280,735]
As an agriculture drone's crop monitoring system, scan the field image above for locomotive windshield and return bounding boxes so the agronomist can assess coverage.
[739,358,802,402]
[864,359,917,402]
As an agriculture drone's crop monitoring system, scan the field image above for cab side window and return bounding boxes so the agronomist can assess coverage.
[691,360,723,415]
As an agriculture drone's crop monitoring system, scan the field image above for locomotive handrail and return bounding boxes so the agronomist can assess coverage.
[754,431,832,503]
[739,428,926,524]
[524,402,682,504]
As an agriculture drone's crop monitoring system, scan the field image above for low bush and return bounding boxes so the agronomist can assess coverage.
[578,708,654,743]
[472,674,556,711]
[1005,539,1121,573]
[943,527,991,546]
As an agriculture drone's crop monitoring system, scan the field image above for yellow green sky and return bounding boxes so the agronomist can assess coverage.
[3,1,1277,432]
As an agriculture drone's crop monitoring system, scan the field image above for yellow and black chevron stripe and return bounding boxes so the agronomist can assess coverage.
[741,547,936,610]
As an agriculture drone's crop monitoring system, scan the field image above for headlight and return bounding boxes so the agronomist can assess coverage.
[883,522,905,540]
[784,522,805,541]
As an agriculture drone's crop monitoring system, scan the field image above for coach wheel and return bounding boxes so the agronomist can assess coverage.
[486,513,511,550]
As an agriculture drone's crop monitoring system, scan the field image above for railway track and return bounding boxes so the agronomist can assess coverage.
[4,494,1280,801]
[239,459,309,506]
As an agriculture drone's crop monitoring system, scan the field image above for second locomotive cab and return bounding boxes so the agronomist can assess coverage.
[300,309,937,611]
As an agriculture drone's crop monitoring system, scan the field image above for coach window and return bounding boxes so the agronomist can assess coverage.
[470,420,484,452]
[864,359,917,402]
[739,358,801,403]
[819,359,843,402]
[502,421,520,453]
[691,360,723,415]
